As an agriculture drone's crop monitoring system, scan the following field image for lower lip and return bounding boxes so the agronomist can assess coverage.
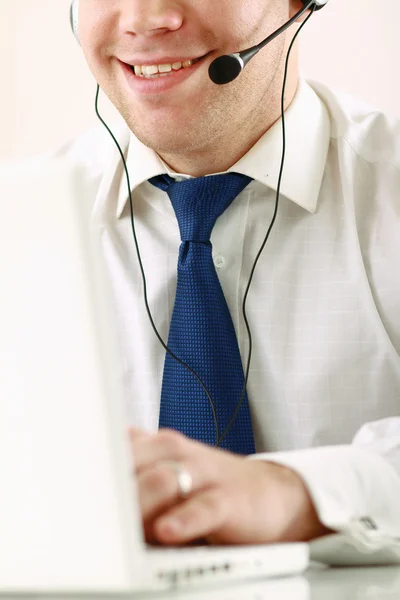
[119,56,209,95]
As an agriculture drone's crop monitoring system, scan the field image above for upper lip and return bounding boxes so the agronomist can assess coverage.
[120,53,209,66]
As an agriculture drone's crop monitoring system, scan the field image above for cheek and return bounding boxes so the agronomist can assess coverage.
[80,33,109,85]
[229,0,266,40]
[79,9,111,73]
[228,0,280,50]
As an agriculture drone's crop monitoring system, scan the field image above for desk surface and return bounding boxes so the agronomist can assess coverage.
[7,565,400,600]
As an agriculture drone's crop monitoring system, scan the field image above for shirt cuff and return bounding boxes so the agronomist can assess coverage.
[249,445,400,565]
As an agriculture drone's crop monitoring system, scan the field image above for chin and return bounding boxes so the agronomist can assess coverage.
[128,121,195,154]
[144,134,192,156]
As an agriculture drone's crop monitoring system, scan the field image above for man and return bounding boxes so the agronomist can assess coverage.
[49,0,400,557]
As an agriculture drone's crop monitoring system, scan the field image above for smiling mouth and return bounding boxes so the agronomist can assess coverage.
[127,54,210,78]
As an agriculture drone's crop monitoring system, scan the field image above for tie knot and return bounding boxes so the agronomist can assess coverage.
[149,173,253,242]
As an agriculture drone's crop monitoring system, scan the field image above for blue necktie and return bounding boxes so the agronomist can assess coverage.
[148,173,256,455]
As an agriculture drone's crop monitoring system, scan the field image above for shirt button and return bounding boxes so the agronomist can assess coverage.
[213,254,226,269]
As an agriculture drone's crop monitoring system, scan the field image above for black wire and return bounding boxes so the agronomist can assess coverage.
[94,93,221,442]
[217,4,317,447]
[94,2,316,451]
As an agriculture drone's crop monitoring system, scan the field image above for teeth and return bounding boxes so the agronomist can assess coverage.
[158,63,172,73]
[131,59,196,77]
[142,65,159,76]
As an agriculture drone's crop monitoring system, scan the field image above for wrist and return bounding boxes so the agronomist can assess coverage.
[270,462,333,542]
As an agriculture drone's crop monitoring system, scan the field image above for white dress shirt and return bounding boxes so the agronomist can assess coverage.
[44,75,400,564]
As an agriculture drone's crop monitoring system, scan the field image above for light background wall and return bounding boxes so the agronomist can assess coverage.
[1,0,399,160]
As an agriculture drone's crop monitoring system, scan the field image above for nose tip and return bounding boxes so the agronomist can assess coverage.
[120,4,184,37]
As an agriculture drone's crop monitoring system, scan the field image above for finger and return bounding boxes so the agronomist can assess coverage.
[138,463,187,523]
[152,488,229,545]
[128,427,155,443]
[133,428,199,473]
[138,459,206,522]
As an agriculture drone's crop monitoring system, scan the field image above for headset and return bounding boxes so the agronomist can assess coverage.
[69,0,330,448]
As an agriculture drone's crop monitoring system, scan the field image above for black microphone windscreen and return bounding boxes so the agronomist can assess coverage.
[208,55,242,85]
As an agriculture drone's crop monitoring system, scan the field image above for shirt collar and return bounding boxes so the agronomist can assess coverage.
[111,75,331,219]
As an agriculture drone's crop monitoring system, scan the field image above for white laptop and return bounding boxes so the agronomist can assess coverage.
[0,159,309,593]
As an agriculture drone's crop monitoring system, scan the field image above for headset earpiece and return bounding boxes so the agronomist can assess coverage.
[70,0,80,45]
[302,0,329,10]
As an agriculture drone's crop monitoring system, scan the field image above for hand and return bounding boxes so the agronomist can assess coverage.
[129,428,331,546]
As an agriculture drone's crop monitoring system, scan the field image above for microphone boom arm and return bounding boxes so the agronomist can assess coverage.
[209,0,317,84]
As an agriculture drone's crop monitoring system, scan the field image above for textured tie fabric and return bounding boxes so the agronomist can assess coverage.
[148,173,256,455]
